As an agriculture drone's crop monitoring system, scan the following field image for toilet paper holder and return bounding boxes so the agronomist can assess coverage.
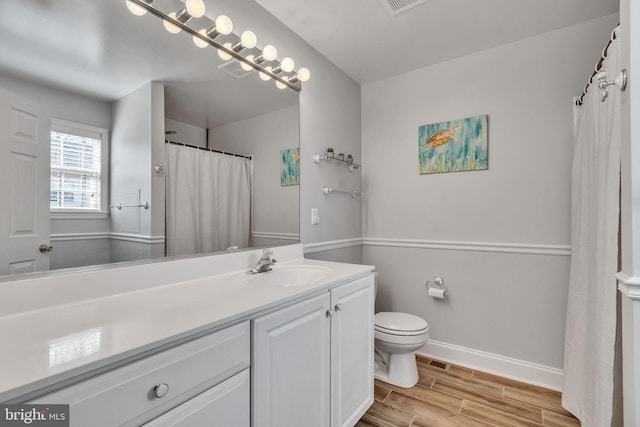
[426,276,445,289]
[426,276,448,299]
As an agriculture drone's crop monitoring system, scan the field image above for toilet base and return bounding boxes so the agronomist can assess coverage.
[374,351,419,388]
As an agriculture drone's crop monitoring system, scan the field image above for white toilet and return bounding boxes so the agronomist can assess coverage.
[374,312,430,388]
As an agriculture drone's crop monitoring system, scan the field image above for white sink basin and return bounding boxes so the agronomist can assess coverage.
[239,265,334,287]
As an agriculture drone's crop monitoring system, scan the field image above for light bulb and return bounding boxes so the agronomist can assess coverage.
[240,30,257,49]
[193,29,209,48]
[163,12,181,34]
[126,0,147,16]
[215,15,233,35]
[275,80,287,90]
[262,45,278,61]
[241,56,255,71]
[259,66,272,81]
[280,57,295,73]
[185,0,206,18]
[296,67,311,82]
[218,43,233,60]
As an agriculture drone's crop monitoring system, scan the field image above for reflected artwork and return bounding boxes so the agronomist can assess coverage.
[280,147,300,186]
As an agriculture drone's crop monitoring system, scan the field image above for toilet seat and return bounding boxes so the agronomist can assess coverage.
[374,312,429,336]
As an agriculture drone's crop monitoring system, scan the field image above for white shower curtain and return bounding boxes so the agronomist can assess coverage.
[165,144,252,256]
[562,28,621,426]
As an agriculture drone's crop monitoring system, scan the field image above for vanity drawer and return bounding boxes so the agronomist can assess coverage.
[32,321,250,427]
[143,369,250,427]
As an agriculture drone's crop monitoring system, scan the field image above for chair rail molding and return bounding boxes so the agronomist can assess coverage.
[617,271,640,300]
[303,238,363,254]
[362,237,571,256]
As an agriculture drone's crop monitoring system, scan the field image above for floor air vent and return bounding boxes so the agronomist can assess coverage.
[428,360,447,370]
[378,0,431,16]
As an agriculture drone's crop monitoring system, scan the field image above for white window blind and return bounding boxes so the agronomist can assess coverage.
[50,128,102,210]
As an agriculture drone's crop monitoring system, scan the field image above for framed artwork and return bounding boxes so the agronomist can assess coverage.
[419,115,488,174]
[280,147,300,186]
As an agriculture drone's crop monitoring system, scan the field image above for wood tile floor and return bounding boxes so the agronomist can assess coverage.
[356,356,580,427]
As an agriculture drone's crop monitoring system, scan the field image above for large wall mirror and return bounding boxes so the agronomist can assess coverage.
[0,0,300,279]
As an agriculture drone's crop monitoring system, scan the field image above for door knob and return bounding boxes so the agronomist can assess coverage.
[39,244,53,253]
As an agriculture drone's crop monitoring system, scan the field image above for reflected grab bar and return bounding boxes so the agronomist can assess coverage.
[322,186,363,198]
[109,202,149,210]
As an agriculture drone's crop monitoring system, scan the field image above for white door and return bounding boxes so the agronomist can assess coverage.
[331,275,375,427]
[252,293,331,427]
[0,87,51,276]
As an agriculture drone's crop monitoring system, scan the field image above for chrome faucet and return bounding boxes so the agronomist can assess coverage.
[249,249,277,274]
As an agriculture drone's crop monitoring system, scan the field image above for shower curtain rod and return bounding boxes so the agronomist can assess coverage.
[166,140,252,160]
[575,25,618,107]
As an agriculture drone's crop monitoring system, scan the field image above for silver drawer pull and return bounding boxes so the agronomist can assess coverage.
[334,303,342,312]
[153,383,170,398]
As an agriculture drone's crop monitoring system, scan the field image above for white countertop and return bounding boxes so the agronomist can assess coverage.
[0,245,374,401]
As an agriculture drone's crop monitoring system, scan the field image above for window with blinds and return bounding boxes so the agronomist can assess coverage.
[50,120,108,212]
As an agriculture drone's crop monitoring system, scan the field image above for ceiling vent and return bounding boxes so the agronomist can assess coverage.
[378,0,431,16]
[218,60,255,79]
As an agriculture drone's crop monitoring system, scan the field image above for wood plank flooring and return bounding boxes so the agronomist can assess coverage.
[357,356,580,427]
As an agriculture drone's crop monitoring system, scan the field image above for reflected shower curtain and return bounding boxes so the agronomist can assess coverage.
[165,144,252,256]
[562,28,621,426]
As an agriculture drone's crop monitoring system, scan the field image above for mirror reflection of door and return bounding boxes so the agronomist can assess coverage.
[0,86,51,276]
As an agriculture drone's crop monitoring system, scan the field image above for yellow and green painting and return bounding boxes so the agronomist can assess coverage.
[418,115,488,174]
[281,147,300,186]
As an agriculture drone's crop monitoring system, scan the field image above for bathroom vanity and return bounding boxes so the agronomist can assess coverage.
[0,245,374,427]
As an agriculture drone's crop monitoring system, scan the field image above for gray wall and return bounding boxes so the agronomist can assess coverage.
[165,118,207,148]
[209,105,300,246]
[110,82,165,262]
[618,0,640,423]
[360,14,619,374]
[214,0,362,248]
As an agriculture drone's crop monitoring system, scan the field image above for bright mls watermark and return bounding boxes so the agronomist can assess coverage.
[1,405,69,426]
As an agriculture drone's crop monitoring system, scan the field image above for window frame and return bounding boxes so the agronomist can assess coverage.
[49,118,109,219]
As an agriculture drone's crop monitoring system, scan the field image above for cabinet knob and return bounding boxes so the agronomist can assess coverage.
[325,309,334,318]
[334,303,342,312]
[153,383,170,398]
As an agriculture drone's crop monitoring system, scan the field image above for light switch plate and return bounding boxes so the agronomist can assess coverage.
[311,208,320,225]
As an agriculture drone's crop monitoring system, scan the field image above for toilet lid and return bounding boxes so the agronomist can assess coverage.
[374,312,428,332]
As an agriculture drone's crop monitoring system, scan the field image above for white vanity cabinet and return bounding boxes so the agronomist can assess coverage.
[31,321,250,427]
[252,275,374,427]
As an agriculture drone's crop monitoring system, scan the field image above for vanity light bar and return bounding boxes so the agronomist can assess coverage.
[125,0,309,92]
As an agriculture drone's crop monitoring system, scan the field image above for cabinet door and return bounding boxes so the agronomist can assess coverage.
[330,275,374,427]
[143,369,249,427]
[252,293,331,427]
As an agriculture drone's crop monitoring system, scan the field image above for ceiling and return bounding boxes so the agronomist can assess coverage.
[0,0,619,125]
[254,0,619,85]
[0,0,298,129]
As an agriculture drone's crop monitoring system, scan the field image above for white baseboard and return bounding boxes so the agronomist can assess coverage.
[418,339,564,391]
